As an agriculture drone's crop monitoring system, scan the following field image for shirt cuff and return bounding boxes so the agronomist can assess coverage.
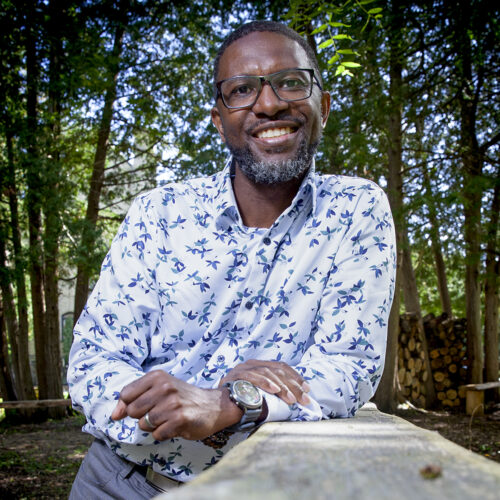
[259,391,293,423]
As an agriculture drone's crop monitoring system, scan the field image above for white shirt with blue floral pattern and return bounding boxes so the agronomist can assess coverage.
[68,161,396,482]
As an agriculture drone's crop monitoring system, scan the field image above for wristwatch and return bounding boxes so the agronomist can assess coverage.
[224,380,263,431]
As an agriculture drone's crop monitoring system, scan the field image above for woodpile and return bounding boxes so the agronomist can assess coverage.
[424,313,467,409]
[397,312,467,410]
[398,313,429,408]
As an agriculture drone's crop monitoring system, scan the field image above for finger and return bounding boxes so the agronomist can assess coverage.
[249,360,308,388]
[247,364,306,405]
[151,417,179,442]
[264,362,311,405]
[268,377,298,405]
[221,370,281,393]
[138,411,158,432]
[111,399,128,421]
[251,365,310,406]
[221,360,311,406]
[225,368,298,405]
[119,376,155,405]
[287,378,312,406]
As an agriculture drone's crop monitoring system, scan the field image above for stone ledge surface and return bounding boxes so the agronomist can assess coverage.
[155,403,500,500]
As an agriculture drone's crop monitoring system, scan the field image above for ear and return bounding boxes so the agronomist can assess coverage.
[320,91,331,128]
[211,106,226,143]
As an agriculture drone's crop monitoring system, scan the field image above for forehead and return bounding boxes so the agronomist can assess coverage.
[217,31,310,80]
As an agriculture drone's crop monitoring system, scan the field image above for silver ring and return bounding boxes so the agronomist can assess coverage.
[144,412,155,430]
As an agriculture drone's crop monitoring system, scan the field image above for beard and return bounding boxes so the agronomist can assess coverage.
[227,136,319,185]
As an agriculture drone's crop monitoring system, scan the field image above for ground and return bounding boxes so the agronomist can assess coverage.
[0,407,499,499]
[0,413,92,499]
[395,405,500,462]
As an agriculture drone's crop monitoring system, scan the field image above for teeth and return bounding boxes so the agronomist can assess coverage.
[257,127,293,139]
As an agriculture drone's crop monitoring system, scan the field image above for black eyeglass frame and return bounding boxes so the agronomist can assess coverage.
[215,68,323,110]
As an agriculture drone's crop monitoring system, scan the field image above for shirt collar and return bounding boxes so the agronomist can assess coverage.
[213,158,317,229]
[214,158,318,230]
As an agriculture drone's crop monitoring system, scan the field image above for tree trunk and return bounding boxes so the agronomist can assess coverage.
[24,7,49,400]
[484,174,499,401]
[0,236,22,398]
[421,167,453,318]
[0,296,17,420]
[400,232,420,316]
[73,19,126,323]
[4,131,36,401]
[415,115,453,318]
[42,5,65,417]
[451,1,483,384]
[374,249,401,413]
[374,0,405,413]
[400,231,437,406]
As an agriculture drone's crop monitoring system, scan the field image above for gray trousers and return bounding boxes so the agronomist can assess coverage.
[69,439,177,500]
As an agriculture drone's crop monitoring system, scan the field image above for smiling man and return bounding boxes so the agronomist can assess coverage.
[68,21,396,499]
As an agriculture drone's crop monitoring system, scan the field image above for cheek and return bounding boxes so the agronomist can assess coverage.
[305,105,324,139]
[222,116,247,144]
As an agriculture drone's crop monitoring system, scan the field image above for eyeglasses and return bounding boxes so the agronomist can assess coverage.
[215,68,322,110]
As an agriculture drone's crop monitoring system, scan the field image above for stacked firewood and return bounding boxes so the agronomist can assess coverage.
[397,312,468,409]
[397,313,429,408]
[424,313,468,408]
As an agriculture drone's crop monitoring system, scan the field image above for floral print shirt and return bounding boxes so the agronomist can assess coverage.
[68,161,396,482]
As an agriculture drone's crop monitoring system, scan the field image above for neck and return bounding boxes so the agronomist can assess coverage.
[232,165,305,228]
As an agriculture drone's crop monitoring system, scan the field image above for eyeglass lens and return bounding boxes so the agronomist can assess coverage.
[220,69,313,109]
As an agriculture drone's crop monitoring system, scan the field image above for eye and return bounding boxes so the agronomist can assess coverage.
[231,84,253,96]
[280,78,304,89]
[274,72,310,92]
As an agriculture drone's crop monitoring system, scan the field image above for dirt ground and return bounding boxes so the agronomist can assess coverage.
[395,404,500,463]
[0,413,92,499]
[0,406,499,499]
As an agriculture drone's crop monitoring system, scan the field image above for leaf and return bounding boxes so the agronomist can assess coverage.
[318,39,334,49]
[368,8,383,14]
[311,24,328,35]
[328,54,340,65]
[329,22,351,28]
[332,34,352,40]
[335,64,345,76]
[342,61,362,68]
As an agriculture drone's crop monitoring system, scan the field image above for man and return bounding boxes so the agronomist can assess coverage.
[68,20,396,499]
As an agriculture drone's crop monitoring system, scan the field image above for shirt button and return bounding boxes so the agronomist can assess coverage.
[263,237,271,246]
[245,301,253,310]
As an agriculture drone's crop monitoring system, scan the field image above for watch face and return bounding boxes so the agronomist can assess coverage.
[233,380,262,408]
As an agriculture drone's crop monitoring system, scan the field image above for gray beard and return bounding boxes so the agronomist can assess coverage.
[228,137,319,185]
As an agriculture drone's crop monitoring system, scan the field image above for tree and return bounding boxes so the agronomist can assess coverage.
[0,0,37,406]
[444,0,500,383]
[73,1,128,322]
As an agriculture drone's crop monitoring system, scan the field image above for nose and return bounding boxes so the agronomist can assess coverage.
[251,81,289,116]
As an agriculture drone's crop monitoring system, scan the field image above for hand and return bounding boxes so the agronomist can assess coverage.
[220,359,311,406]
[111,370,242,441]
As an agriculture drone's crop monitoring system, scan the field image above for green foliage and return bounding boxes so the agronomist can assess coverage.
[289,0,499,325]
[285,0,383,77]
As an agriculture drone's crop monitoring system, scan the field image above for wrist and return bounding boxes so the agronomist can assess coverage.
[217,386,244,431]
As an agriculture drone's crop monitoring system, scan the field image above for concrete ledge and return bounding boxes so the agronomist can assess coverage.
[157,403,500,500]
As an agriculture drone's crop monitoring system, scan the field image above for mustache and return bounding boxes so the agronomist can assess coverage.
[247,115,304,135]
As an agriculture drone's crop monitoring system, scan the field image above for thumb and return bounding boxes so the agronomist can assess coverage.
[111,399,128,421]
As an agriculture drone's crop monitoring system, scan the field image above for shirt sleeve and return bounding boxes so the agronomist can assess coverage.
[264,185,397,422]
[68,195,162,444]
